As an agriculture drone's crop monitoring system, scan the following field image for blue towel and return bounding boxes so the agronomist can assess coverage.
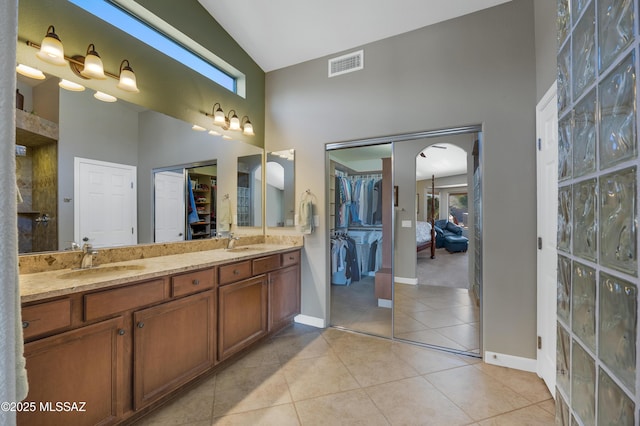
[187,182,200,224]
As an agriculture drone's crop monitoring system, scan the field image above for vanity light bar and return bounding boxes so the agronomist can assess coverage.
[26,32,140,93]
[205,102,254,136]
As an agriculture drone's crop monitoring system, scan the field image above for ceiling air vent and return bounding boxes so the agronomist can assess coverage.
[328,50,364,78]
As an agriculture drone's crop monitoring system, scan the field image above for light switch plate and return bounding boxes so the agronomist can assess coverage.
[402,220,412,228]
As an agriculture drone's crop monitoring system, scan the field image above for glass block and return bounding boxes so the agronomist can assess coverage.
[599,272,637,392]
[557,323,571,394]
[558,186,572,252]
[556,389,570,426]
[559,117,572,181]
[598,0,634,72]
[572,262,596,351]
[598,368,635,425]
[573,178,597,261]
[558,44,572,113]
[558,255,572,324]
[571,341,595,425]
[572,89,597,177]
[572,4,596,99]
[571,0,588,19]
[558,0,570,46]
[600,167,637,275]
[600,53,637,169]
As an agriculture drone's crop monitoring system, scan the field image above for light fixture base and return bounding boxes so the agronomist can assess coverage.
[69,55,90,80]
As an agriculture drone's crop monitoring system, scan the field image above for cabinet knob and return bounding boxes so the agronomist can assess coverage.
[289,256,295,260]
[233,270,240,275]
[118,329,126,336]
[192,279,200,286]
[22,321,29,329]
[137,322,145,328]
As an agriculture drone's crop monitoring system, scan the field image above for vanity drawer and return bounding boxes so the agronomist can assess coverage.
[281,251,300,267]
[172,268,215,297]
[219,261,252,285]
[84,279,166,321]
[22,299,72,340]
[253,255,281,275]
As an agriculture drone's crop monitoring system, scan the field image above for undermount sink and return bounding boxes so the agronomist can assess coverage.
[226,246,258,253]
[58,264,145,279]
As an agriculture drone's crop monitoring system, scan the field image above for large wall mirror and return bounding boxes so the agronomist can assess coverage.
[15,74,264,253]
[236,154,263,228]
[266,150,295,228]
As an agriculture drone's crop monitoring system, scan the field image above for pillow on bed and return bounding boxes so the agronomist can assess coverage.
[416,221,432,243]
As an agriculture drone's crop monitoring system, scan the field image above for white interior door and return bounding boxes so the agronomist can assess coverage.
[536,83,558,395]
[154,171,186,243]
[75,158,137,248]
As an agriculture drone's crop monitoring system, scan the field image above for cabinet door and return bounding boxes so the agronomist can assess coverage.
[133,291,216,410]
[19,317,124,426]
[218,276,268,361]
[269,265,301,332]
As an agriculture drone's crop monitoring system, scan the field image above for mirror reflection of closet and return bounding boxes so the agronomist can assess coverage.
[237,154,263,228]
[153,161,217,243]
[266,150,295,227]
[392,132,481,357]
[328,143,393,338]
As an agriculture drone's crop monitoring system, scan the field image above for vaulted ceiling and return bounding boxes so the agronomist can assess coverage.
[198,0,512,72]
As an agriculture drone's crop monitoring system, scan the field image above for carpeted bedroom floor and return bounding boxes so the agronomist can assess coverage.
[416,248,469,289]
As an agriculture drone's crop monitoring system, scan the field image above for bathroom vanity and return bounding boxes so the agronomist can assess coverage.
[18,242,301,425]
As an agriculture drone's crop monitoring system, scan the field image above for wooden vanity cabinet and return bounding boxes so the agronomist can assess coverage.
[20,249,301,425]
[217,275,268,361]
[216,250,302,361]
[268,263,301,332]
[18,316,125,426]
[133,290,216,410]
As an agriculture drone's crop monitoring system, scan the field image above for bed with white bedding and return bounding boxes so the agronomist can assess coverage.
[416,220,435,258]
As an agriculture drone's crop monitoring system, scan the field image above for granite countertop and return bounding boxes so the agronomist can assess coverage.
[20,244,301,303]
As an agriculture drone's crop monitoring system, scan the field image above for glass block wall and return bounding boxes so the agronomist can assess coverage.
[557,0,638,424]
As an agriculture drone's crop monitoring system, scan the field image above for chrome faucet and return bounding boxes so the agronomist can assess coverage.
[80,243,99,269]
[226,233,240,250]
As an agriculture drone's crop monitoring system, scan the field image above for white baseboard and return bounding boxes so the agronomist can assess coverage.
[484,351,537,372]
[294,314,325,328]
[378,299,392,308]
[395,276,418,285]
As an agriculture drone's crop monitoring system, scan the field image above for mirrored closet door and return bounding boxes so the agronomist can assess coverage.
[392,132,482,357]
[328,143,393,338]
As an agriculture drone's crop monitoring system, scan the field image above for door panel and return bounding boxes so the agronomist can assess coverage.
[75,158,137,248]
[536,83,558,395]
[154,171,186,243]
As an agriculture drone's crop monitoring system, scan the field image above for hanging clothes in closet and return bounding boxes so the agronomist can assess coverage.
[330,233,360,285]
[335,174,383,228]
[346,229,383,277]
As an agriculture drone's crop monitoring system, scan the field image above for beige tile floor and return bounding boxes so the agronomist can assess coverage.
[394,283,480,354]
[331,276,392,337]
[134,324,554,425]
[330,251,480,354]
